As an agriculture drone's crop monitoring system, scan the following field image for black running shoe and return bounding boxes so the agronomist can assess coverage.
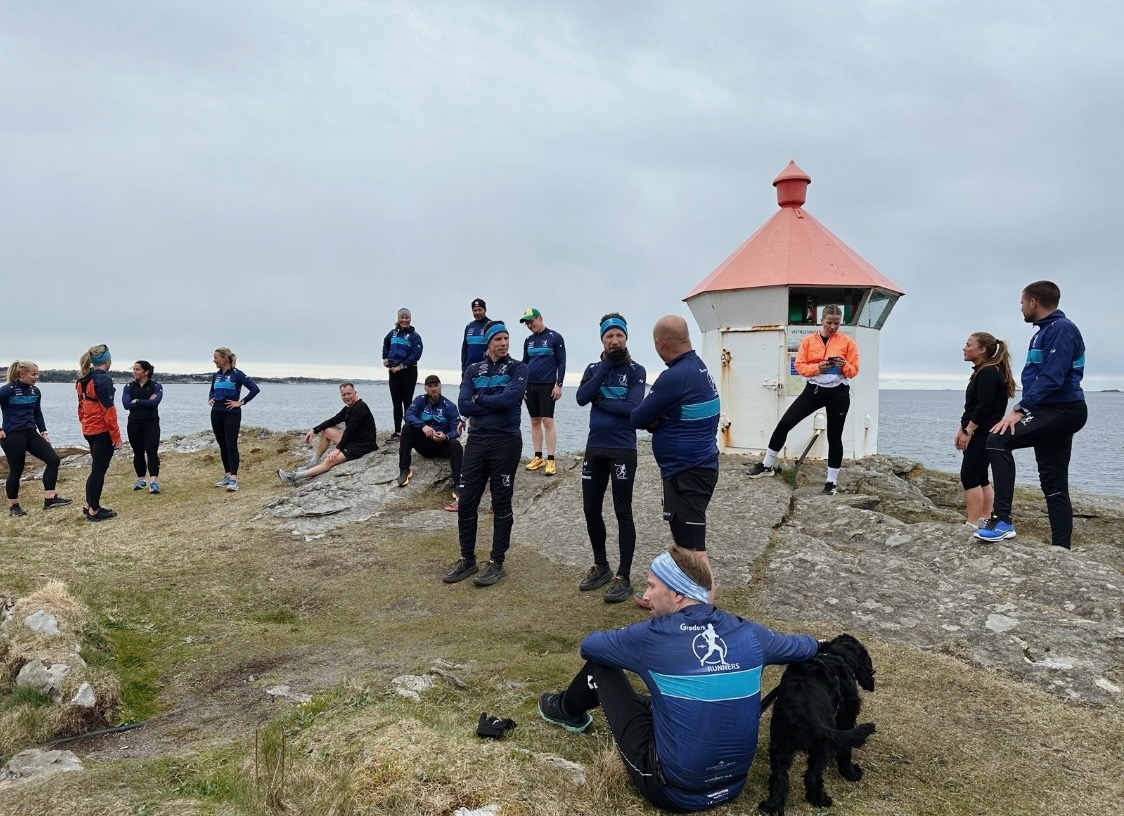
[10,504,26,517]
[602,576,632,604]
[442,558,479,583]
[43,496,73,509]
[747,462,775,479]
[821,482,837,496]
[85,507,117,522]
[537,692,592,733]
[473,560,506,587]
[578,564,612,592]
[396,468,413,487]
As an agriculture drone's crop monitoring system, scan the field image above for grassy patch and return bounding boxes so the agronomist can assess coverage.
[0,686,53,712]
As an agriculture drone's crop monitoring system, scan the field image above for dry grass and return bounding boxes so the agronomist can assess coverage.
[1,434,1122,815]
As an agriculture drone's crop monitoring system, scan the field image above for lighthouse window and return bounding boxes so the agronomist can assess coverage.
[856,289,897,329]
[787,288,859,325]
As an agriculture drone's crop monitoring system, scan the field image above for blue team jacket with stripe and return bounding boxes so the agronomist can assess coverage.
[630,350,719,478]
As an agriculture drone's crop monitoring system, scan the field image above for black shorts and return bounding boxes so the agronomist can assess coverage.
[341,442,378,461]
[662,467,718,526]
[525,383,557,418]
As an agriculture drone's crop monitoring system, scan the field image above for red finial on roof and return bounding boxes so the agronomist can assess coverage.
[773,160,811,208]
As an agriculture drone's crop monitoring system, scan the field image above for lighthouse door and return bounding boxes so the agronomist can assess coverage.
[716,328,787,452]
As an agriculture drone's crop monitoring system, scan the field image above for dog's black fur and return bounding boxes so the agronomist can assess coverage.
[757,634,876,816]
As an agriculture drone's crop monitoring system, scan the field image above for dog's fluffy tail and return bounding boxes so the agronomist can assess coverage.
[826,722,876,751]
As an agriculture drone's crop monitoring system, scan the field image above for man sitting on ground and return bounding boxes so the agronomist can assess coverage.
[537,546,819,812]
[397,374,463,512]
[277,382,378,485]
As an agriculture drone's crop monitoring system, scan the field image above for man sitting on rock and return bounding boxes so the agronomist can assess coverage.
[397,374,463,512]
[277,382,378,485]
[537,546,819,812]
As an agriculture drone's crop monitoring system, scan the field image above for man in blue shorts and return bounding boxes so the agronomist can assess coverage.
[520,307,566,476]
[537,546,819,812]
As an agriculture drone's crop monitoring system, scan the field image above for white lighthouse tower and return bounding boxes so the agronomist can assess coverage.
[685,161,905,459]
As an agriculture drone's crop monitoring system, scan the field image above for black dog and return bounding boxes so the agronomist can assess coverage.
[757,633,876,816]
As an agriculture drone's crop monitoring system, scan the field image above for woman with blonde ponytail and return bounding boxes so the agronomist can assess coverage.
[208,346,260,491]
[1,360,72,516]
[955,332,1015,529]
[76,344,122,521]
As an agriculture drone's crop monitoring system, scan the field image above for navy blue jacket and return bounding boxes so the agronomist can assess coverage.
[1019,309,1085,413]
[576,356,647,450]
[0,382,47,434]
[210,368,260,412]
[383,326,423,367]
[405,393,462,439]
[458,355,529,438]
[462,318,490,370]
[522,328,566,385]
[631,350,720,478]
[581,604,818,811]
[123,379,163,422]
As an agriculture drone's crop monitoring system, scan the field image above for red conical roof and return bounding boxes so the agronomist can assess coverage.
[685,161,903,299]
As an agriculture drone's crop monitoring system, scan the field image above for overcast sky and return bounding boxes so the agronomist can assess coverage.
[2,1,1118,388]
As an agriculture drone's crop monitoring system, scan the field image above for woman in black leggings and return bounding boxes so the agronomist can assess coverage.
[76,343,122,521]
[123,360,163,494]
[955,332,1014,529]
[381,308,423,440]
[0,360,72,517]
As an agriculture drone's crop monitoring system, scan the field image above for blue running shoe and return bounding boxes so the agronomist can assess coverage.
[974,518,1016,541]
[149,480,160,494]
[215,476,232,488]
[133,479,147,491]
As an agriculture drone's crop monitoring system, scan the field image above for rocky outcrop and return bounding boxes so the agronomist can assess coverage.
[0,749,83,790]
[264,438,1124,706]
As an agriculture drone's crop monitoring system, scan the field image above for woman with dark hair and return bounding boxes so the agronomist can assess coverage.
[77,344,122,521]
[123,360,163,494]
[382,308,423,441]
[1,360,72,517]
[209,346,260,491]
[955,332,1015,529]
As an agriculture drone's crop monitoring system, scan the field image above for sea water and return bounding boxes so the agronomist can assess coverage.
[27,383,1123,497]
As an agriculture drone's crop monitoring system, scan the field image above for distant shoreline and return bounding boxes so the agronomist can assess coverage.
[35,370,382,386]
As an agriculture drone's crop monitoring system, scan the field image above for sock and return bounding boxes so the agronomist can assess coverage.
[535,451,542,458]
[827,467,840,483]
[547,455,555,460]
[763,449,779,467]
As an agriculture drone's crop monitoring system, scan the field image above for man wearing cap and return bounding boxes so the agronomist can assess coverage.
[520,307,567,476]
[537,546,819,812]
[382,307,424,441]
[396,375,463,512]
[631,315,720,564]
[461,298,490,372]
[277,383,378,485]
[575,312,647,604]
[445,320,529,587]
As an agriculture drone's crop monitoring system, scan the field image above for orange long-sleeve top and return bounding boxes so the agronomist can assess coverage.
[794,332,860,382]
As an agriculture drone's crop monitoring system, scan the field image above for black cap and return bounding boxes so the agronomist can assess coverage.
[424,374,441,386]
[471,298,486,309]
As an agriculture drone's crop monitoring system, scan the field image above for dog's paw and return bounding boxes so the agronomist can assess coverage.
[757,800,783,816]
[806,791,833,808]
[839,762,863,782]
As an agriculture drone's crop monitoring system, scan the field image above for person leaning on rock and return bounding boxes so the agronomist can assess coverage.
[277,383,378,486]
[396,374,463,513]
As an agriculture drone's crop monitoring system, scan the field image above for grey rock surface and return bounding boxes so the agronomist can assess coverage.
[266,440,1124,706]
[70,682,97,708]
[21,610,60,636]
[0,749,83,789]
[15,659,72,700]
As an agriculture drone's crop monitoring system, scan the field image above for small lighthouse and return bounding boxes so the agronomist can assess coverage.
[684,161,905,459]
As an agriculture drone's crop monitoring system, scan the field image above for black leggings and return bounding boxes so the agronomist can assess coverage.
[769,383,850,469]
[582,447,637,579]
[986,400,1088,547]
[128,417,160,478]
[388,367,418,433]
[210,410,242,475]
[560,662,685,812]
[457,434,522,564]
[2,428,60,500]
[84,432,113,510]
[399,424,463,485]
